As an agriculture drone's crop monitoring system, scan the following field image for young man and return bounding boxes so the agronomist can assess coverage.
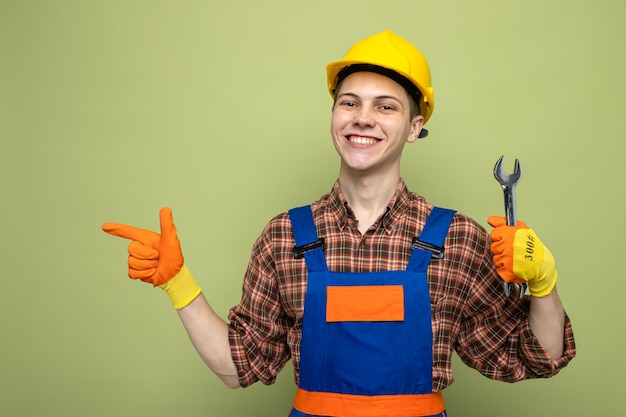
[103,30,575,416]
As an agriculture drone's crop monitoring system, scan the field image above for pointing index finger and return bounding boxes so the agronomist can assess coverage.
[102,222,159,246]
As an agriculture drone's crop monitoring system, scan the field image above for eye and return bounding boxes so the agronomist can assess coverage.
[339,100,357,108]
[378,104,397,112]
[335,94,360,109]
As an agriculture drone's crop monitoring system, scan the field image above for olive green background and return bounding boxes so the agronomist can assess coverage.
[2,0,623,415]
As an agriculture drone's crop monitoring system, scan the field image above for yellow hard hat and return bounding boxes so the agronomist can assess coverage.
[326,30,435,124]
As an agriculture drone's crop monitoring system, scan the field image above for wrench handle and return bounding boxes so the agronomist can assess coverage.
[502,185,517,226]
[501,185,527,296]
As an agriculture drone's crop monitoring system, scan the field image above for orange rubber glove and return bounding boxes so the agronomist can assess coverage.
[102,207,201,309]
[488,216,558,298]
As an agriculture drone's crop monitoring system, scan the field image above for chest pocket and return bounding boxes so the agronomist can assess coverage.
[326,285,405,322]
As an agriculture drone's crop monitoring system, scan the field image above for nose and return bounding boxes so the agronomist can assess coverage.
[353,106,375,127]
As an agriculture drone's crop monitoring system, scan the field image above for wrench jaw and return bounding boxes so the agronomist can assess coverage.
[493,156,522,186]
[504,282,528,298]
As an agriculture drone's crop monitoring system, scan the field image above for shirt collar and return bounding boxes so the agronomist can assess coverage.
[328,178,410,234]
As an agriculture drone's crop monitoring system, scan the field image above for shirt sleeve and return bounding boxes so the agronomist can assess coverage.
[227,221,294,388]
[454,225,576,382]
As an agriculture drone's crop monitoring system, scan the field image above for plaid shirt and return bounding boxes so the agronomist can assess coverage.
[228,179,576,390]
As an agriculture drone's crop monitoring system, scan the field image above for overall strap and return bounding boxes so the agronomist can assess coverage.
[288,205,328,272]
[407,207,456,272]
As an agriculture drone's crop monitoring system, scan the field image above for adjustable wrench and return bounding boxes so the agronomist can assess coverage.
[493,155,528,297]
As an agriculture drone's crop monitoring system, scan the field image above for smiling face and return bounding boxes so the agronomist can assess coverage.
[330,71,424,180]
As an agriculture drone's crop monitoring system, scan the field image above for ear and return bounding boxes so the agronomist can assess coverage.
[407,115,425,143]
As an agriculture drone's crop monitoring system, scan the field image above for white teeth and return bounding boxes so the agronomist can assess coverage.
[349,136,378,145]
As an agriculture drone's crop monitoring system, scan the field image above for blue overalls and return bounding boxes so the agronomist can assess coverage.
[287,205,456,417]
